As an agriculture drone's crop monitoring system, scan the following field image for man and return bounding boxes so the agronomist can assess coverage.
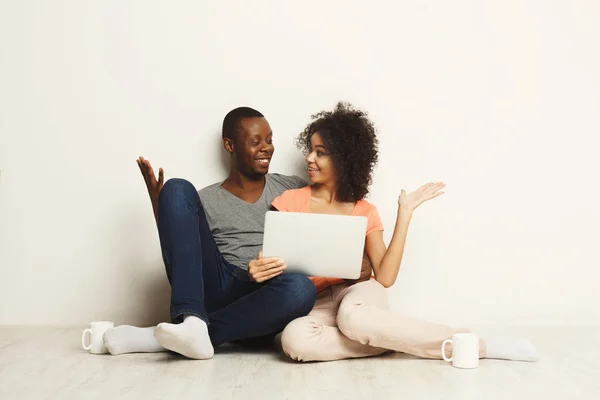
[103,107,317,359]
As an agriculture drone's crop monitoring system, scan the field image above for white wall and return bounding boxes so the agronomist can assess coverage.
[1,0,599,326]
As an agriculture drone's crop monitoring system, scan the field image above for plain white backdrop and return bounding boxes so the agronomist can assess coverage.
[0,0,599,326]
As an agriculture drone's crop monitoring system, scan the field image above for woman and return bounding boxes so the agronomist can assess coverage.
[265,102,538,362]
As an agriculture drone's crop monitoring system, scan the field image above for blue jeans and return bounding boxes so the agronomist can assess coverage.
[157,178,316,346]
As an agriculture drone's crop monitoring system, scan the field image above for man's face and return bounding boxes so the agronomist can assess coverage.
[234,117,275,177]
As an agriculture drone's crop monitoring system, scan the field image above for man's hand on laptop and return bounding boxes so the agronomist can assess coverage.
[136,156,164,222]
[248,251,286,283]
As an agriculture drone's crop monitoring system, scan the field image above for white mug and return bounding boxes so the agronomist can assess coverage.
[441,333,480,369]
[82,321,114,354]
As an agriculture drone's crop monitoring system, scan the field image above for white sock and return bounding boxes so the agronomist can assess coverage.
[154,315,214,360]
[102,325,165,355]
[483,335,539,361]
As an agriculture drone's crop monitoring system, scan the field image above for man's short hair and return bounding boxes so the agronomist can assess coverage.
[222,107,264,141]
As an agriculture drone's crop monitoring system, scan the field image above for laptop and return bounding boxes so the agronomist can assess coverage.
[262,211,368,279]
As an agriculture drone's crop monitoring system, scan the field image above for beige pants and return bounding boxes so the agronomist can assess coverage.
[281,279,486,362]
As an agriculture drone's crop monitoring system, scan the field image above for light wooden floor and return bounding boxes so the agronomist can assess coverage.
[1,326,599,399]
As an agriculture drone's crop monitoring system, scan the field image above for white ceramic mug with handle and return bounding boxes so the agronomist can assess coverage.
[82,321,114,354]
[441,333,480,369]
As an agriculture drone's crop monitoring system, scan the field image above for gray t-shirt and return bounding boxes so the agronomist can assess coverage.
[198,173,307,270]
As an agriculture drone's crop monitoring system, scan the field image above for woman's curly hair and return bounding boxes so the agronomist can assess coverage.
[296,102,379,202]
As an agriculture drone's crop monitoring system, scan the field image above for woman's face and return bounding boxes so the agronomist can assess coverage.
[305,132,336,185]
